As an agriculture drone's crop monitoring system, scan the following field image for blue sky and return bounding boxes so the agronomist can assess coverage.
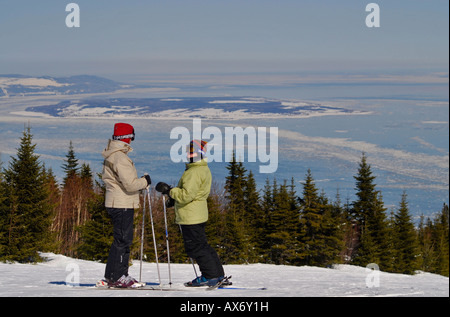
[0,0,448,77]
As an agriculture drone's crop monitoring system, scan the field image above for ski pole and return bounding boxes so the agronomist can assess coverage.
[162,195,172,286]
[139,188,146,283]
[191,258,199,279]
[147,187,162,285]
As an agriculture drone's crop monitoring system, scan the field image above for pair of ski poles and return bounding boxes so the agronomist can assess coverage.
[139,185,172,286]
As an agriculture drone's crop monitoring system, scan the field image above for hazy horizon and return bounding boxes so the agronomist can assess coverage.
[1,1,448,78]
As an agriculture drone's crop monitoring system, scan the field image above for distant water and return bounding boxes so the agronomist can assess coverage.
[0,82,448,221]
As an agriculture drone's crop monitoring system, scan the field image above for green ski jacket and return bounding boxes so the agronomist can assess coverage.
[170,159,212,225]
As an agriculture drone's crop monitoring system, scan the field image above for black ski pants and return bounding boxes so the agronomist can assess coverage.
[180,222,224,279]
[105,208,134,282]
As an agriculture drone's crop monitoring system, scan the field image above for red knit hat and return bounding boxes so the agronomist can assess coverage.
[187,139,207,162]
[113,123,135,144]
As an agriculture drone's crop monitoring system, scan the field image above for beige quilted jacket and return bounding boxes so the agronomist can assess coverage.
[102,140,147,209]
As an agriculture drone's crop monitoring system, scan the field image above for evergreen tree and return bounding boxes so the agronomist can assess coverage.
[223,153,248,263]
[298,170,342,266]
[371,193,390,267]
[0,126,53,262]
[352,153,378,226]
[0,163,7,256]
[54,143,94,256]
[392,193,419,274]
[268,180,300,264]
[333,190,353,263]
[80,163,93,188]
[225,152,247,210]
[243,170,262,262]
[260,177,275,261]
[417,215,437,273]
[319,191,345,266]
[416,205,449,277]
[298,169,322,265]
[205,185,226,261]
[76,179,112,262]
[351,154,390,269]
[62,140,79,185]
[434,204,449,276]
[384,209,397,273]
[41,166,60,252]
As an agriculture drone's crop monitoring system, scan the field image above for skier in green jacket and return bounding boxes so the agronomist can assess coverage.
[156,140,226,287]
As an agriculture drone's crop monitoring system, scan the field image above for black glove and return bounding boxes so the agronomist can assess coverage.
[166,197,175,208]
[142,174,151,186]
[156,182,172,195]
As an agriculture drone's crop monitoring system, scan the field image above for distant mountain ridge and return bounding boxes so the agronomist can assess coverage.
[0,74,126,97]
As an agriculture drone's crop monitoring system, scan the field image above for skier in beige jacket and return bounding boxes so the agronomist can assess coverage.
[101,123,150,288]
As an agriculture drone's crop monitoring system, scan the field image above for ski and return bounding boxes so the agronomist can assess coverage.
[206,275,232,291]
[94,282,186,291]
[94,285,266,291]
[183,275,232,289]
[94,279,211,291]
[101,286,186,292]
[216,286,267,291]
[52,279,266,292]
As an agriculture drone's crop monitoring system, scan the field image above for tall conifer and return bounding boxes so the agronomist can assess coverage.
[298,170,323,265]
[1,126,52,262]
[223,152,247,263]
[434,204,449,276]
[392,193,419,274]
[76,181,112,262]
[351,154,389,269]
[62,141,79,185]
[0,162,7,256]
[243,170,262,262]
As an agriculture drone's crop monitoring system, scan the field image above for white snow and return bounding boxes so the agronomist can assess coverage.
[0,253,447,297]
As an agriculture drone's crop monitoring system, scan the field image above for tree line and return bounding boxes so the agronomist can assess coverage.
[0,127,448,277]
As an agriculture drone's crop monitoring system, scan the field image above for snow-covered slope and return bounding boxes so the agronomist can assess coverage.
[0,253,447,297]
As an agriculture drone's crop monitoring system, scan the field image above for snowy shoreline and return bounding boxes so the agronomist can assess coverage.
[9,108,369,121]
[11,96,369,121]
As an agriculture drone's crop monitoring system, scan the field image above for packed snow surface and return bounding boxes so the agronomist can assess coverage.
[0,253,448,297]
